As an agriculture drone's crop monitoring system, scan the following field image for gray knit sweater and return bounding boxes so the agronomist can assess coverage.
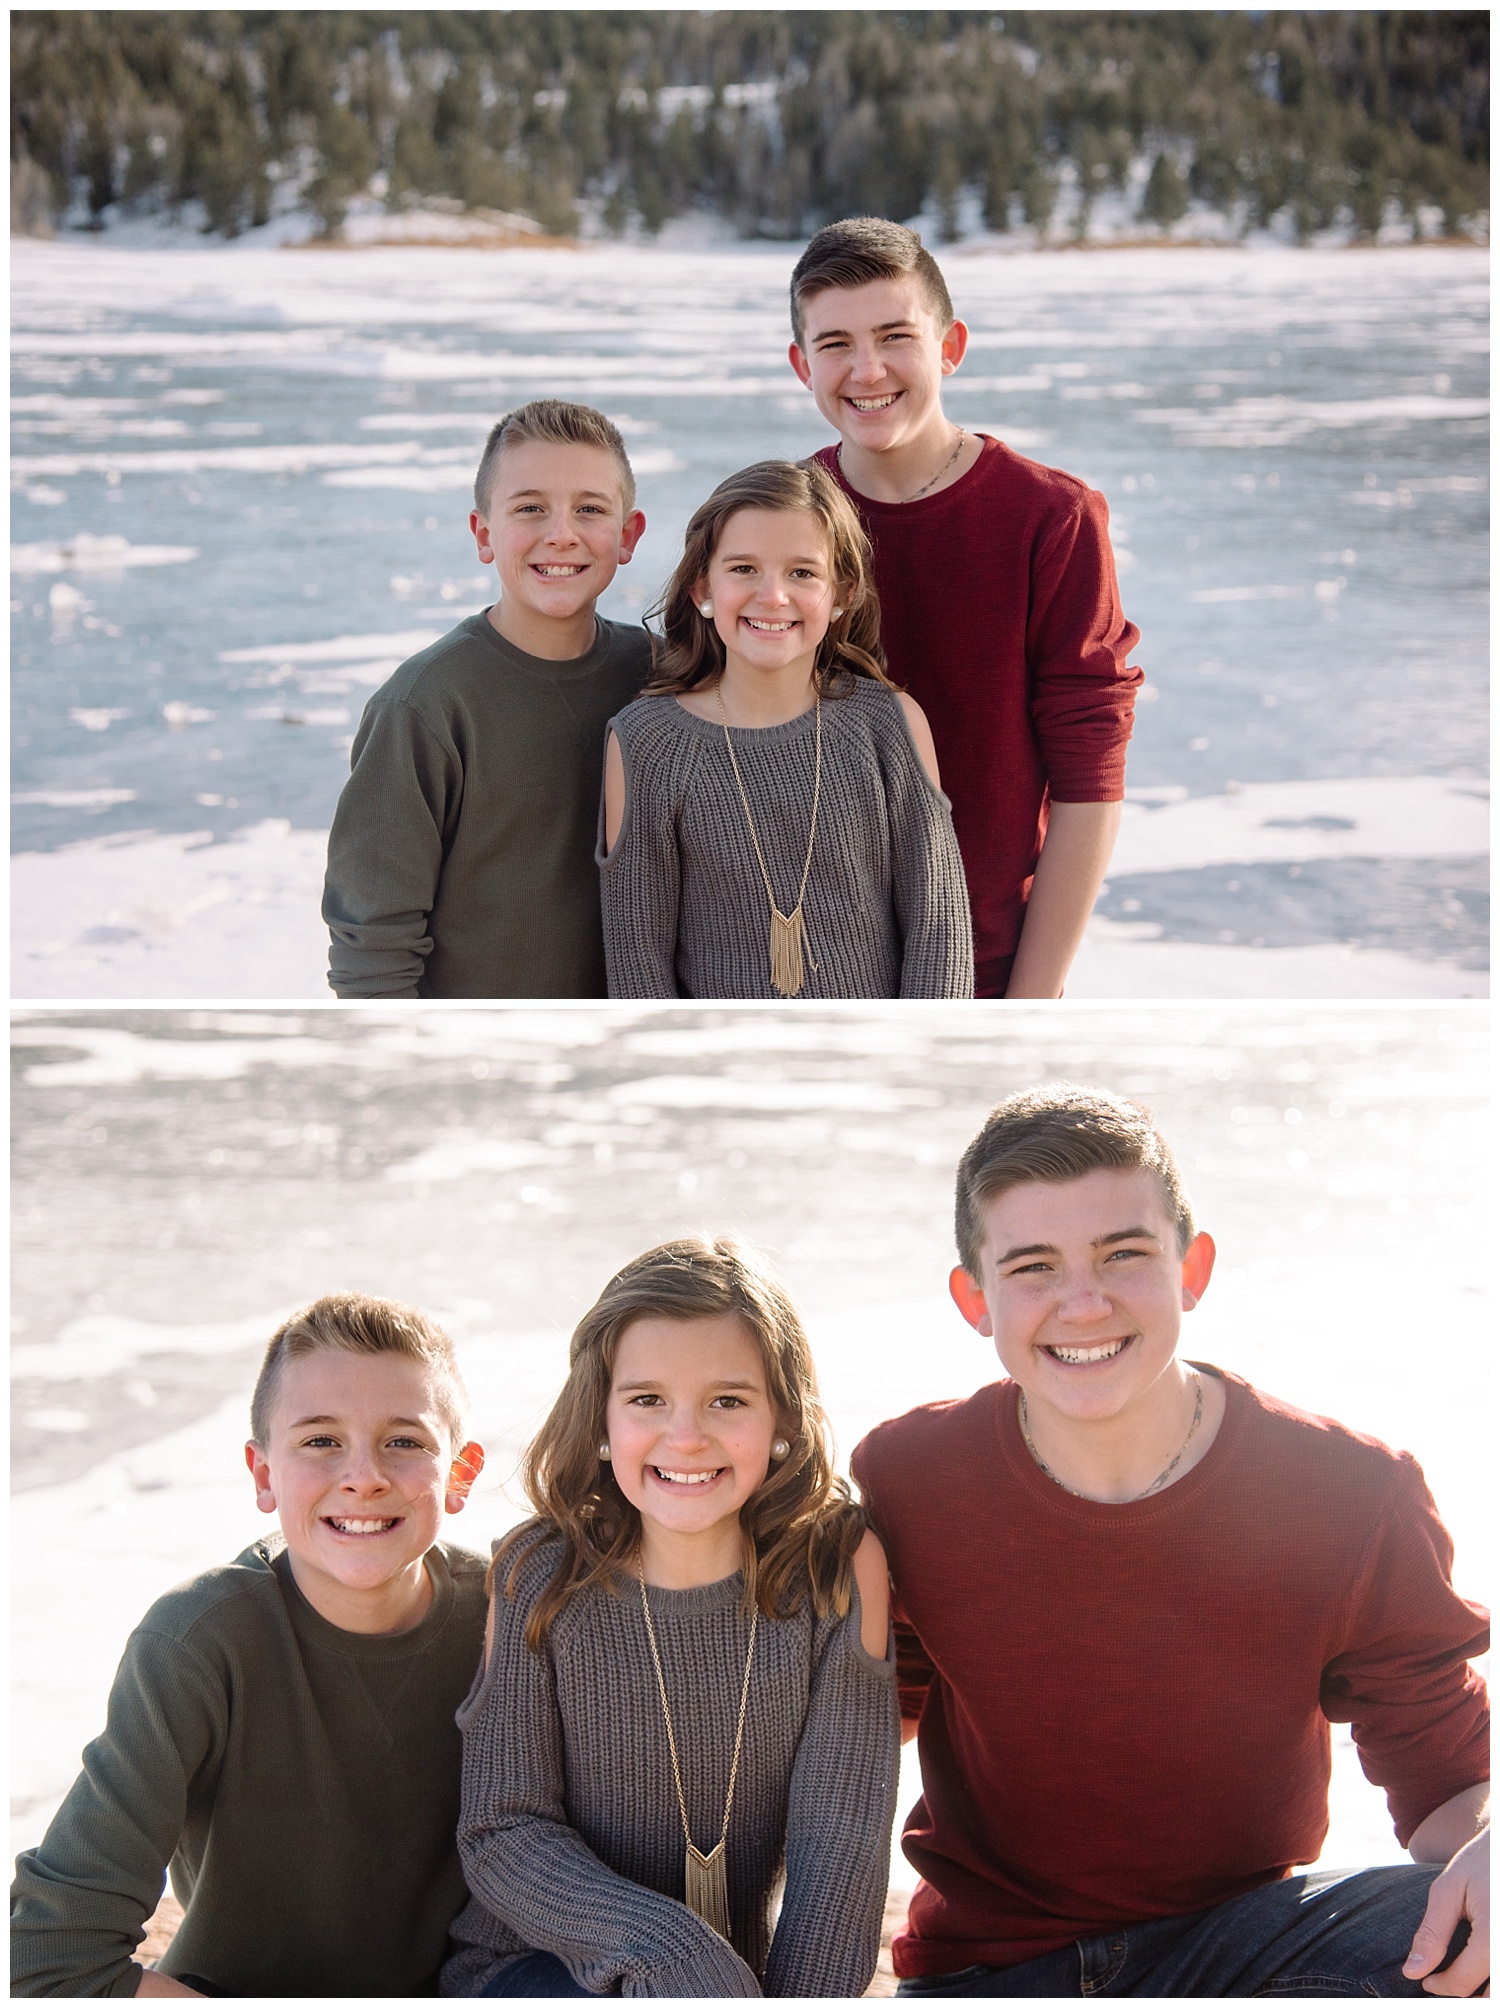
[443,1531,899,1999]
[598,681,974,998]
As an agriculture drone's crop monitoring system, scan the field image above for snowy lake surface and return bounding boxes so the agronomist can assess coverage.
[10,240,1489,993]
[12,1004,1488,1874]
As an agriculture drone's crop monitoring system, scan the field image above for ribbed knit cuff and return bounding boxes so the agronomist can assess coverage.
[623,1938,763,1997]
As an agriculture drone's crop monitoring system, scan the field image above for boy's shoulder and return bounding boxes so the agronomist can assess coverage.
[133,1536,490,1663]
[852,1382,1005,1491]
[133,1535,290,1649]
[438,1538,492,1608]
[370,614,502,705]
[370,612,653,715]
[594,615,655,675]
[1217,1369,1429,1504]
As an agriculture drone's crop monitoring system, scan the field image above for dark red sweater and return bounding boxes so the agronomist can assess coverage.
[851,1371,1489,1978]
[815,436,1141,987]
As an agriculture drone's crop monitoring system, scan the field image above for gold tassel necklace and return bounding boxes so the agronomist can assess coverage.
[637,1557,758,1941]
[714,682,822,998]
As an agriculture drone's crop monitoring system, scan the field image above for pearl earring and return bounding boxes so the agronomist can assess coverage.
[831,607,843,619]
[598,1441,612,1461]
[770,1438,791,1461]
[698,600,714,618]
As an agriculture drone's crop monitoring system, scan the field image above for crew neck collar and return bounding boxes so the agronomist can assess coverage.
[271,1538,455,1653]
[470,608,617,679]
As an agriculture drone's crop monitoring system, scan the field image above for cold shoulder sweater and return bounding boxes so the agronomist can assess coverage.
[443,1531,899,1998]
[598,681,974,998]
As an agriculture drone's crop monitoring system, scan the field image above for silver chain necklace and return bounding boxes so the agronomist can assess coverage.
[1018,1371,1204,1502]
[838,426,966,504]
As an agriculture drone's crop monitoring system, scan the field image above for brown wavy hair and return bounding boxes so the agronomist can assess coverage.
[955,1083,1197,1279]
[490,1236,866,1648]
[645,459,893,700]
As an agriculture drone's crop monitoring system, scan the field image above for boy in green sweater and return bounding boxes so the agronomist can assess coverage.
[10,1295,490,1998]
[323,399,651,997]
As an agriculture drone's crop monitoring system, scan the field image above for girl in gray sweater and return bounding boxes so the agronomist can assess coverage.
[443,1238,899,1998]
[599,460,973,998]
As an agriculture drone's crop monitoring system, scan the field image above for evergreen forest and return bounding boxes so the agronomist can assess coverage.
[10,10,1490,244]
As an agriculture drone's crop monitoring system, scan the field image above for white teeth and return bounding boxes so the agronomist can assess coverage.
[655,1468,720,1486]
[329,1517,397,1533]
[535,565,584,576]
[1047,1339,1126,1365]
[743,619,794,631]
[849,394,898,409]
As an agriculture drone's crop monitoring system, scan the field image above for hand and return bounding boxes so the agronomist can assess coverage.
[134,1967,205,1997]
[1403,1824,1488,1996]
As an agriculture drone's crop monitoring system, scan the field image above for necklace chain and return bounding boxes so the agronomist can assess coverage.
[637,1556,757,1862]
[714,682,822,996]
[838,426,966,504]
[1018,1371,1204,1502]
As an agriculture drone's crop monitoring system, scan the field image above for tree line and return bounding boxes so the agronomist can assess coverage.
[10,10,1489,244]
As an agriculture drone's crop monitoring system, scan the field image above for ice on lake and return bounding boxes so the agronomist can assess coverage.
[10,241,1488,995]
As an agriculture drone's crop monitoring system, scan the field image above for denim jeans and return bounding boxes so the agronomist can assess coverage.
[477,1950,597,1997]
[895,1865,1476,1997]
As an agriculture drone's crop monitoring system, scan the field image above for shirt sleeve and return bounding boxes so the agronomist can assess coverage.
[456,1572,761,1998]
[882,701,976,1000]
[761,1589,899,1999]
[596,718,683,1000]
[1026,488,1143,803]
[322,697,459,998]
[10,1628,228,1998]
[1319,1454,1490,1845]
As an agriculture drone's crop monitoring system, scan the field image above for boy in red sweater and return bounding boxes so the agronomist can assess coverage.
[852,1086,1489,1997]
[788,219,1141,998]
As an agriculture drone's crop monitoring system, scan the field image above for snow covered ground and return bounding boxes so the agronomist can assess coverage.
[13,773,1486,999]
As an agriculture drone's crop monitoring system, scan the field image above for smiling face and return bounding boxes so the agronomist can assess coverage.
[604,1311,780,1583]
[952,1167,1216,1438]
[471,438,645,652]
[698,507,839,684]
[245,1348,482,1634]
[790,275,967,456]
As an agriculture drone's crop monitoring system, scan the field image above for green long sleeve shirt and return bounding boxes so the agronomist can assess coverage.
[10,1538,488,1998]
[323,612,653,998]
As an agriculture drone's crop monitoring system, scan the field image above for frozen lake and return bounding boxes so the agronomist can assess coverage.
[11,1003,1488,1877]
[10,240,1489,994]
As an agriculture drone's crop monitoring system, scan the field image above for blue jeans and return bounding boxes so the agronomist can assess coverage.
[895,1865,1476,1997]
[477,1950,597,1997]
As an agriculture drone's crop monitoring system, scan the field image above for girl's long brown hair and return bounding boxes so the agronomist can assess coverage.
[489,1237,867,1648]
[645,459,894,699]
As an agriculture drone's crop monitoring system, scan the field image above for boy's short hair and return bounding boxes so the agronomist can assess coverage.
[789,216,956,348]
[473,398,636,515]
[955,1084,1196,1277]
[249,1292,468,1448]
